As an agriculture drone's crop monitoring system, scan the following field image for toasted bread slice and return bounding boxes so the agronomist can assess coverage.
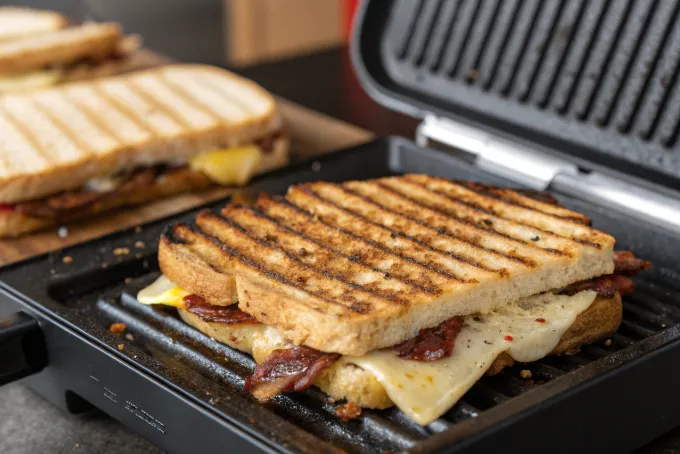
[0,23,122,75]
[178,293,622,409]
[0,138,288,238]
[159,177,615,355]
[0,64,283,203]
[0,7,67,42]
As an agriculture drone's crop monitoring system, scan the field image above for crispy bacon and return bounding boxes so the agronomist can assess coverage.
[244,346,339,401]
[614,250,653,276]
[608,274,637,296]
[561,250,650,298]
[12,131,284,221]
[183,295,259,324]
[395,316,464,361]
[14,167,160,220]
[562,277,617,298]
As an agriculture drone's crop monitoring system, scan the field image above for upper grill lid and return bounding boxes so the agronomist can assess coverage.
[351,0,680,185]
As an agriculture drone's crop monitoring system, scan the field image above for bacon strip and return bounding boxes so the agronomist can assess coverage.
[608,274,637,296]
[614,250,653,276]
[183,295,259,324]
[244,346,339,401]
[563,277,617,298]
[395,316,464,361]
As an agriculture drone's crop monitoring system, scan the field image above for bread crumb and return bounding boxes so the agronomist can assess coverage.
[604,339,612,347]
[519,369,532,379]
[62,256,73,264]
[661,324,667,328]
[113,247,130,256]
[117,344,125,351]
[467,68,479,80]
[109,323,126,334]
[336,402,362,421]
[248,417,255,424]
[124,277,133,284]
[135,226,143,233]
[57,226,68,238]
[134,241,145,249]
[125,333,135,341]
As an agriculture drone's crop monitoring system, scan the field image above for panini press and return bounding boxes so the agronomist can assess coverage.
[3,0,680,452]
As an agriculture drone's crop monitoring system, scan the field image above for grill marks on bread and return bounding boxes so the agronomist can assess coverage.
[400,175,605,247]
[0,65,278,203]
[159,176,616,355]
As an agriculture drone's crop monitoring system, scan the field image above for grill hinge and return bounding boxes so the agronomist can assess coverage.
[416,115,680,235]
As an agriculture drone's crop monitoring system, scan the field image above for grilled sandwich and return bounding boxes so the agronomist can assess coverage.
[138,175,651,425]
[0,7,142,92]
[0,64,289,237]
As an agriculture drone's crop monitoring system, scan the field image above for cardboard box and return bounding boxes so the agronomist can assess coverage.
[225,0,344,66]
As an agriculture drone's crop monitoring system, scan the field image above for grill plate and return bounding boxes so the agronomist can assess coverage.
[352,0,680,188]
[2,139,680,453]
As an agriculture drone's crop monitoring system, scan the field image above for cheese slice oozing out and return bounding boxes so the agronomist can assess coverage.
[136,275,277,357]
[189,145,262,186]
[344,290,597,425]
[137,275,597,426]
[137,275,189,308]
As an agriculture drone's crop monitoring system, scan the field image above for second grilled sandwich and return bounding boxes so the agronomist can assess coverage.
[0,64,289,237]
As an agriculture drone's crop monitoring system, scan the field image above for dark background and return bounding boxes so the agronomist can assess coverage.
[2,0,226,65]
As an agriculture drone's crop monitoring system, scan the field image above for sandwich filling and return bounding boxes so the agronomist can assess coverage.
[2,131,284,222]
[137,251,649,425]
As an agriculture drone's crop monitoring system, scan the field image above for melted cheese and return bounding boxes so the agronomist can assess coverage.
[0,68,63,92]
[189,145,262,186]
[344,291,597,425]
[137,275,597,426]
[137,275,189,308]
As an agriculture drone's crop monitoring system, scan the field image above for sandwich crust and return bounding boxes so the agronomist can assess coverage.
[178,293,622,410]
[0,23,122,75]
[0,64,282,203]
[0,138,288,238]
[0,7,68,42]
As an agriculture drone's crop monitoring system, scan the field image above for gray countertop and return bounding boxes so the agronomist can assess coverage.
[0,384,161,454]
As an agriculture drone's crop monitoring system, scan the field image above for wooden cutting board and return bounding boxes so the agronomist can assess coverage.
[0,51,373,265]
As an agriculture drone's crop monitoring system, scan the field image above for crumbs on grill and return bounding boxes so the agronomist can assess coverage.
[113,247,130,256]
[520,369,532,379]
[604,339,612,347]
[109,323,126,334]
[117,343,125,351]
[134,241,145,249]
[336,402,362,421]
[62,256,73,264]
